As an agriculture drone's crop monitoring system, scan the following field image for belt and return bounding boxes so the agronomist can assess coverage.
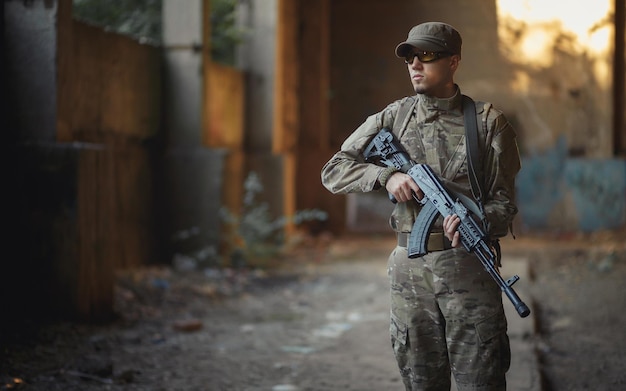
[397,232,452,252]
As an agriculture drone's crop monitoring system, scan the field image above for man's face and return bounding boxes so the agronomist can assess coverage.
[404,49,460,98]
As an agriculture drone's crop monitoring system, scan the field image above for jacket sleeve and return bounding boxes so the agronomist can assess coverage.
[321,103,398,194]
[482,111,521,238]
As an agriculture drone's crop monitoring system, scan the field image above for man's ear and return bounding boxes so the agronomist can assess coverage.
[450,55,461,72]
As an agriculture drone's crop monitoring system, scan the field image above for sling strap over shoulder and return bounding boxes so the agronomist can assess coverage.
[391,96,418,138]
[462,95,504,262]
[461,94,484,204]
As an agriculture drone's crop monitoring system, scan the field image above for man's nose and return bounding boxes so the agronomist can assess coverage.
[409,58,423,68]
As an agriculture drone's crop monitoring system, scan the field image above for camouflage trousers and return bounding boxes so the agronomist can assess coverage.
[388,246,510,391]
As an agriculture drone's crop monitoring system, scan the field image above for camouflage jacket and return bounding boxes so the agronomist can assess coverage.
[321,87,521,237]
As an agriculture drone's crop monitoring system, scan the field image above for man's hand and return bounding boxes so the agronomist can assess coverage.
[385,172,424,202]
[386,172,460,248]
[443,214,461,248]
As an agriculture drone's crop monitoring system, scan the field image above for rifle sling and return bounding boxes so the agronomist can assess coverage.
[462,95,502,264]
[462,94,484,204]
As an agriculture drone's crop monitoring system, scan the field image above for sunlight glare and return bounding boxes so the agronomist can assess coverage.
[497,0,613,60]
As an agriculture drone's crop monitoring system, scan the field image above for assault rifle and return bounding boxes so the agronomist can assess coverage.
[364,128,530,318]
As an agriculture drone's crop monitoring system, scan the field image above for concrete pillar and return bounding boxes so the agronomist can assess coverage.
[159,0,226,263]
[237,0,285,219]
[162,0,204,146]
[3,0,57,141]
[238,0,277,150]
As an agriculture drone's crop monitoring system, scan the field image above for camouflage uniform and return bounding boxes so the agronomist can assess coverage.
[321,88,521,390]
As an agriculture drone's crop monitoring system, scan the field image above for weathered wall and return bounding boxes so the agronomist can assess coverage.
[6,143,137,321]
[57,21,162,144]
[517,137,626,232]
[3,0,165,321]
[57,18,163,270]
[493,0,626,232]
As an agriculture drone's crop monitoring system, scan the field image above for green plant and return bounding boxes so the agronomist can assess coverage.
[220,171,328,267]
[73,0,163,43]
[210,0,248,65]
[72,0,247,64]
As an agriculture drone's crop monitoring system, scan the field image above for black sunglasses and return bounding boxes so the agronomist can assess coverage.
[404,51,452,64]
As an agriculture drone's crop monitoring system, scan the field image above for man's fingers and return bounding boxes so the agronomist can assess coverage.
[451,231,460,247]
[386,173,422,202]
[408,181,423,200]
[444,214,462,248]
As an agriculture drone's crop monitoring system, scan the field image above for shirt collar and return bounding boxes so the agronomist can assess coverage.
[417,85,462,112]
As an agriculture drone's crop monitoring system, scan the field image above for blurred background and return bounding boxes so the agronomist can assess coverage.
[2,0,625,322]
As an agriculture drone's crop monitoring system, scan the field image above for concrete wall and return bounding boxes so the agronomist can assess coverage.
[517,137,626,232]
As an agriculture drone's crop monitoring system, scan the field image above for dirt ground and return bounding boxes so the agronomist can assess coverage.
[1,230,625,391]
[511,232,626,391]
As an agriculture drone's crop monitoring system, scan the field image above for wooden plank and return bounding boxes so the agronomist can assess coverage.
[110,146,155,269]
[220,150,246,258]
[293,0,336,232]
[273,0,299,153]
[614,0,625,156]
[59,20,161,143]
[299,0,326,148]
[274,0,300,233]
[221,150,245,217]
[49,144,155,321]
[204,61,245,253]
[282,152,297,234]
[319,0,331,150]
[206,62,245,148]
[56,0,73,141]
[77,148,115,321]
[202,0,212,145]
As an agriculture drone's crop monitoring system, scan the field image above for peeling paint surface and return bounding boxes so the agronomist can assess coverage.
[517,137,626,231]
[564,159,626,231]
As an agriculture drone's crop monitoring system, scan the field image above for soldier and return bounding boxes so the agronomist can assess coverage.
[321,22,521,391]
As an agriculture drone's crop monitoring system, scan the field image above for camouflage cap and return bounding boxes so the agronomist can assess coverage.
[395,22,462,57]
